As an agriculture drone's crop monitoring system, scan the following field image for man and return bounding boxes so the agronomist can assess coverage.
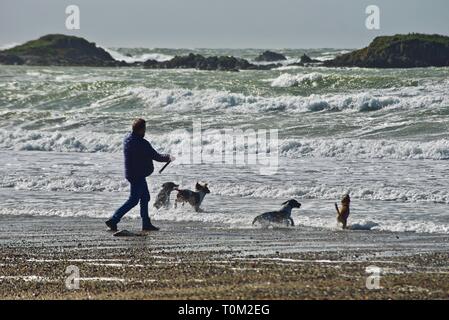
[105,118,175,232]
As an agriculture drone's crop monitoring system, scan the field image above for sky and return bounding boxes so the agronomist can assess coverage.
[1,0,448,49]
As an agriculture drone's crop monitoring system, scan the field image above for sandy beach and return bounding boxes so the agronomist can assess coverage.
[0,215,448,299]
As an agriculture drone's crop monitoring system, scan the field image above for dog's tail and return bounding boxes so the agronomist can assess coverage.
[334,203,340,215]
[252,217,259,225]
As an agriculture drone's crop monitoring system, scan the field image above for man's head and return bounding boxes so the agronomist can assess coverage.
[132,118,146,137]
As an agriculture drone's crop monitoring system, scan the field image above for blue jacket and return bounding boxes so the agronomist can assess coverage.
[123,132,170,181]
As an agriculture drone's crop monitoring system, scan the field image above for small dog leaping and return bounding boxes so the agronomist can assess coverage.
[175,182,210,212]
[153,182,179,209]
[252,199,301,227]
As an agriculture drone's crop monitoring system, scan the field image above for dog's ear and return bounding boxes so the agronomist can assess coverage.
[281,200,289,205]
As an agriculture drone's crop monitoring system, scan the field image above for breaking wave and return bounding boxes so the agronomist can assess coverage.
[103,48,173,63]
[271,72,325,87]
[82,85,447,114]
[2,128,449,161]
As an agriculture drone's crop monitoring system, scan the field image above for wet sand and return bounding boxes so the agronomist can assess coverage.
[0,215,448,299]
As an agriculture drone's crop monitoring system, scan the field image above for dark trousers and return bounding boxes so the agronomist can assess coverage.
[111,177,151,228]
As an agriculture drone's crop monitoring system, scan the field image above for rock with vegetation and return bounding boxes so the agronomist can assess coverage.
[0,34,128,67]
[325,33,449,68]
[0,34,289,70]
[254,50,287,62]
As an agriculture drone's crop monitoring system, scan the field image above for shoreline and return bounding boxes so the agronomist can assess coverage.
[0,215,448,299]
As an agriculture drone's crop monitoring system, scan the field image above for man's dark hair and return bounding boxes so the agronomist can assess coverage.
[132,118,146,133]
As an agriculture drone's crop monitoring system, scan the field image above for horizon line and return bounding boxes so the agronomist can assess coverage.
[2,31,449,52]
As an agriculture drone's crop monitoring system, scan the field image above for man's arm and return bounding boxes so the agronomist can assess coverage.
[145,140,170,162]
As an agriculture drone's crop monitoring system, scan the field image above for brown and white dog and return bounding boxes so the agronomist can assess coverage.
[153,182,179,209]
[335,194,350,229]
[175,182,210,212]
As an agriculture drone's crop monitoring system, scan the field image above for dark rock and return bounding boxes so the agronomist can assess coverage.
[283,54,321,68]
[142,59,160,68]
[300,53,320,64]
[1,34,126,67]
[325,33,449,68]
[143,53,277,71]
[199,55,252,71]
[300,54,313,63]
[254,50,287,62]
[0,52,24,65]
[163,53,206,69]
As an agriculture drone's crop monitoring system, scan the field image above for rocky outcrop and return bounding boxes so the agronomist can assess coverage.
[143,53,279,71]
[254,50,287,62]
[1,34,128,67]
[299,54,320,64]
[0,52,24,65]
[325,33,449,68]
[0,35,281,70]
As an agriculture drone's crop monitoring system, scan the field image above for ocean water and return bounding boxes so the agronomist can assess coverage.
[1,48,449,235]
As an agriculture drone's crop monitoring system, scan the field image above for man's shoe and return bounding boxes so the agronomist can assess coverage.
[142,224,160,232]
[105,219,118,231]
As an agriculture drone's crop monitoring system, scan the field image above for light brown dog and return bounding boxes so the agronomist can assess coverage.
[335,194,350,229]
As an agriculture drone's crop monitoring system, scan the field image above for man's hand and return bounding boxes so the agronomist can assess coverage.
[159,155,174,174]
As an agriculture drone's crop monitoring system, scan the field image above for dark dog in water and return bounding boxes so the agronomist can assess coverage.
[252,199,301,227]
[175,182,210,212]
[153,182,179,209]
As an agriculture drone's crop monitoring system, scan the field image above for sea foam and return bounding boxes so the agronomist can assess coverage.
[2,128,449,162]
[103,48,173,63]
[86,85,446,114]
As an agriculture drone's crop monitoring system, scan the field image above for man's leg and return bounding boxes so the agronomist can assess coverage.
[140,179,159,231]
[106,179,143,229]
